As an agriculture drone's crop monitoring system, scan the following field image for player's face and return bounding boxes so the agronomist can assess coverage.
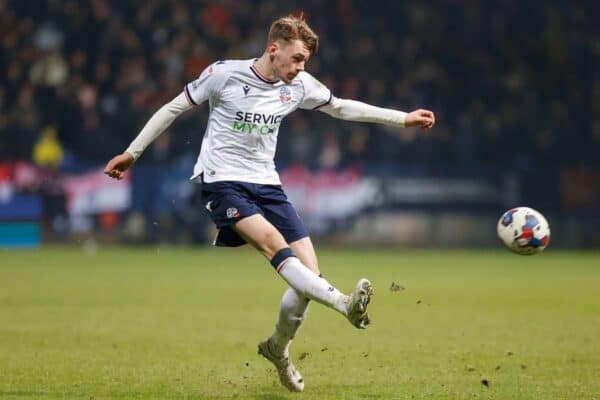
[270,39,311,84]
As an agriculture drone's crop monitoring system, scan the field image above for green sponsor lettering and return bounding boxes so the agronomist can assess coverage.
[232,121,246,132]
[232,121,277,135]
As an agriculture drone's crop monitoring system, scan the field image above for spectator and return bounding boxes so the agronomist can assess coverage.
[32,125,63,168]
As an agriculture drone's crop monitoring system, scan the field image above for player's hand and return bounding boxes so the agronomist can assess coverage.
[104,152,134,180]
[405,109,435,129]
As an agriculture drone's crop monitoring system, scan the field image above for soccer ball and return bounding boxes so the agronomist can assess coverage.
[497,207,550,255]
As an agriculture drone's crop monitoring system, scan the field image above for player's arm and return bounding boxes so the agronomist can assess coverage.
[104,92,192,180]
[319,97,435,129]
[105,61,226,180]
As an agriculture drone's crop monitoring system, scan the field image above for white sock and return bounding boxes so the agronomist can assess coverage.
[271,288,310,352]
[276,257,349,315]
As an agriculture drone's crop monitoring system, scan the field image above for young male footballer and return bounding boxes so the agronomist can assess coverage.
[104,14,435,392]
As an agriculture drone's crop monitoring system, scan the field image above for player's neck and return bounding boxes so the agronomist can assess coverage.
[253,55,278,82]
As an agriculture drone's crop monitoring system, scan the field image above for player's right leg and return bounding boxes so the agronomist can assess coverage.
[200,179,372,327]
[289,237,373,329]
[199,180,371,391]
[263,236,371,375]
[233,214,372,327]
[234,214,370,392]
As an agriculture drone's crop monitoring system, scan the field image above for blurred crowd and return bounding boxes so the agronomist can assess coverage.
[1,0,598,173]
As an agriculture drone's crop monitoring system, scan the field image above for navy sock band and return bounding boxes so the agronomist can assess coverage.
[270,247,295,269]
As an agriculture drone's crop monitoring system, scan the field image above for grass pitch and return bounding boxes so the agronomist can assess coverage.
[0,246,599,399]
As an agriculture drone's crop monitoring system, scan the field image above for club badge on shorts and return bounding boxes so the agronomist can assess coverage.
[226,207,240,218]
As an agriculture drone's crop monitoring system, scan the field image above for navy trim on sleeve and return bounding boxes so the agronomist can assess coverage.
[311,91,333,110]
[184,84,197,106]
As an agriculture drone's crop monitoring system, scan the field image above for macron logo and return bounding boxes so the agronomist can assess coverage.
[243,85,250,96]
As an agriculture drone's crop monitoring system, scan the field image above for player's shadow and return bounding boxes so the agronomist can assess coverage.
[2,391,289,399]
[239,393,289,400]
[249,395,288,400]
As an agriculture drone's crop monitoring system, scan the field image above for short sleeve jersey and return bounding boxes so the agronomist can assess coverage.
[185,59,332,184]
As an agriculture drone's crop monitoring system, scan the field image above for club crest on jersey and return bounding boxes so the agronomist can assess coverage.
[279,87,292,103]
[226,207,240,219]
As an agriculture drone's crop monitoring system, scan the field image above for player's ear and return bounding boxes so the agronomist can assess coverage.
[267,42,278,55]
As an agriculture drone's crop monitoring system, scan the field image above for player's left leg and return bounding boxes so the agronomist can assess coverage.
[257,238,315,392]
[266,237,317,353]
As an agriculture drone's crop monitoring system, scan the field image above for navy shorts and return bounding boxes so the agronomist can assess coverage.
[200,178,309,247]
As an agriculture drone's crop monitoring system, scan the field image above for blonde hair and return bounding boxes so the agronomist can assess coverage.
[268,14,319,55]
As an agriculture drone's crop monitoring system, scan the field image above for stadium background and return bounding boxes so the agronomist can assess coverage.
[0,0,598,247]
[1,2,599,399]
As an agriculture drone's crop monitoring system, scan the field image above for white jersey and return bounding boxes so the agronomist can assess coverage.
[185,58,331,184]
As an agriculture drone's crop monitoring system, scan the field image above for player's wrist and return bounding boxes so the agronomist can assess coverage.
[124,150,138,162]
[396,111,407,128]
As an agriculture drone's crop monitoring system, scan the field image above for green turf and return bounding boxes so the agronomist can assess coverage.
[0,246,599,399]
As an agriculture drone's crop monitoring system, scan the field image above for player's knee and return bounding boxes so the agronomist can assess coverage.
[294,309,308,323]
[289,317,304,332]
[259,230,288,259]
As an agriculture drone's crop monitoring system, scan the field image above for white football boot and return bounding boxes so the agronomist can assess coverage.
[258,338,304,392]
[345,278,373,329]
